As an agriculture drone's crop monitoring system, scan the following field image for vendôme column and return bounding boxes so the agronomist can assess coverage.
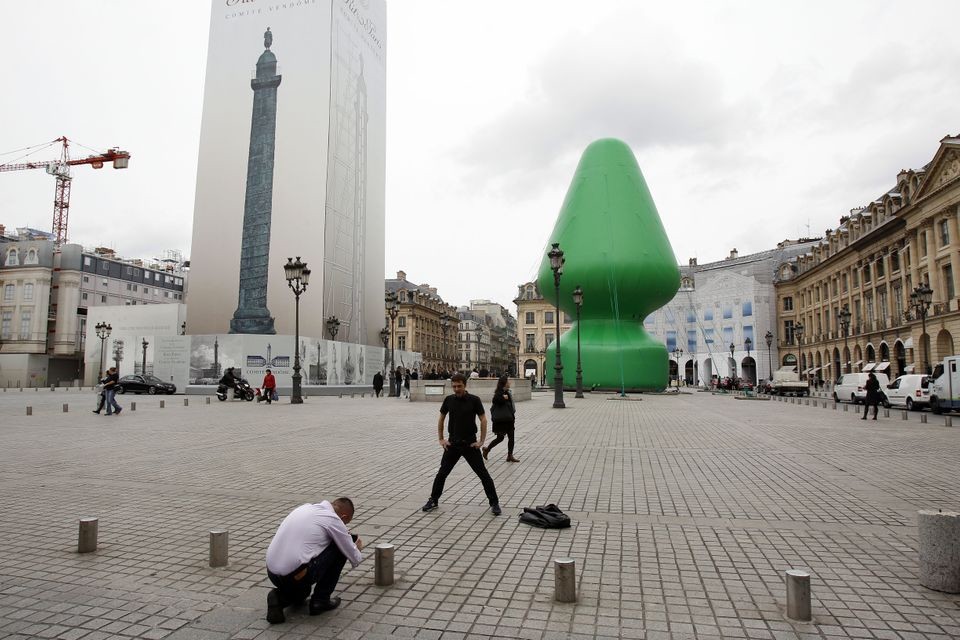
[231,27,281,335]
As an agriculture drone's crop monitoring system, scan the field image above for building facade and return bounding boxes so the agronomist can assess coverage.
[514,281,573,384]
[463,299,518,376]
[776,135,960,382]
[384,271,458,375]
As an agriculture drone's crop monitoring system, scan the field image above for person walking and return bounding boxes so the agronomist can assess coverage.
[372,371,384,397]
[483,375,519,462]
[103,367,122,416]
[262,368,277,404]
[862,371,882,420]
[402,369,411,399]
[394,366,403,397]
[92,371,107,414]
[422,373,501,516]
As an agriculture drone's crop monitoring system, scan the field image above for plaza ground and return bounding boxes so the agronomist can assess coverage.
[0,387,958,639]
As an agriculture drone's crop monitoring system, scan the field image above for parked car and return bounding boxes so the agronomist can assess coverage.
[929,357,960,414]
[884,374,932,411]
[116,374,177,395]
[833,372,890,405]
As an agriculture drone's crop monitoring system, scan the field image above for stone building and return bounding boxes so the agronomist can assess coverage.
[460,299,518,375]
[775,135,960,382]
[514,281,573,384]
[384,271,458,374]
[0,232,187,386]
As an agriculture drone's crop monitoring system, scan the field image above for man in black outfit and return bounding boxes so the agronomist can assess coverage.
[422,373,501,515]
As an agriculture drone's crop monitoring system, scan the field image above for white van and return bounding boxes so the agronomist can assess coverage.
[884,374,931,411]
[833,372,890,405]
[929,357,960,414]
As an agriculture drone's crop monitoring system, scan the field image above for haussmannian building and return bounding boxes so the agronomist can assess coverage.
[775,135,960,383]
[514,281,572,384]
[384,271,458,375]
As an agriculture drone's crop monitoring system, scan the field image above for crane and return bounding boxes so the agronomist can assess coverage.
[0,136,131,246]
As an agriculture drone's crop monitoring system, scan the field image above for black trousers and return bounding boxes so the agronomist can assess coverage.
[267,543,347,606]
[863,401,879,418]
[487,421,515,455]
[430,443,499,505]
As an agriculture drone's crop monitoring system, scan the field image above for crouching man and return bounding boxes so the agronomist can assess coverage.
[265,497,363,624]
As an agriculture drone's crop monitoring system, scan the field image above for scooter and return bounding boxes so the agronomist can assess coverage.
[216,377,255,401]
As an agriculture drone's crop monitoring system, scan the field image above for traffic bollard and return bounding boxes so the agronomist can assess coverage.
[209,530,228,567]
[78,518,98,553]
[554,558,577,602]
[375,543,395,586]
[785,569,811,621]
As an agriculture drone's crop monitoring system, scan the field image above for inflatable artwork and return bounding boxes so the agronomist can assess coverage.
[536,138,680,391]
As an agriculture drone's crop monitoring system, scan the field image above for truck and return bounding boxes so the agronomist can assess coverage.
[928,356,960,414]
[768,366,809,396]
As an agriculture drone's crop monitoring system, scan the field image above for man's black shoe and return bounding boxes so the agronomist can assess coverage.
[309,596,341,615]
[114,408,122,416]
[92,411,100,414]
[491,503,502,516]
[421,498,438,512]
[266,588,285,624]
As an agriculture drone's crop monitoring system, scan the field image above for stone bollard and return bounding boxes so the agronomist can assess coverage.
[131,402,136,411]
[883,409,890,418]
[209,529,228,567]
[843,404,848,412]
[26,406,32,416]
[554,557,577,603]
[902,410,909,420]
[375,543,395,586]
[785,569,811,621]
[50,385,55,392]
[63,403,68,413]
[78,517,98,553]
[184,398,189,407]
[918,510,960,593]
[946,417,953,427]
[921,414,928,424]
[833,403,837,411]
[206,397,211,404]
[160,400,165,408]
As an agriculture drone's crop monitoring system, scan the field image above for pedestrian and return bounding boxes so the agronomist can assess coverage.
[402,369,411,399]
[92,371,106,414]
[103,366,122,416]
[372,371,384,397]
[862,372,882,420]
[265,497,363,624]
[470,368,480,379]
[422,373,501,516]
[483,375,519,462]
[394,366,403,397]
[262,368,277,404]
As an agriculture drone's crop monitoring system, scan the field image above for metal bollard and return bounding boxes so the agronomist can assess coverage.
[26,406,32,416]
[946,417,953,427]
[160,400,165,408]
[375,543,395,586]
[209,529,228,567]
[902,410,908,420]
[833,402,838,410]
[843,404,848,412]
[206,397,211,405]
[785,569,811,621]
[921,414,928,424]
[131,402,136,411]
[78,518,98,553]
[184,398,189,407]
[50,385,55,392]
[883,409,890,417]
[554,557,577,602]
[63,403,68,413]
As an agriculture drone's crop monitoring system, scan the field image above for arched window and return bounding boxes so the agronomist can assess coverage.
[4,248,18,267]
[24,249,38,265]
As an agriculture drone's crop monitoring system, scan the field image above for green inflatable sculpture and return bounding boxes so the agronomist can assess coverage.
[536,138,680,392]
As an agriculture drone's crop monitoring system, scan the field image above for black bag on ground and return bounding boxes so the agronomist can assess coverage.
[518,503,571,529]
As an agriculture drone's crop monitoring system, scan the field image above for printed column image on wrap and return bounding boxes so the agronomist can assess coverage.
[536,138,680,391]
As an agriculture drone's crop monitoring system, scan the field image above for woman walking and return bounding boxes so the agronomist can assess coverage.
[862,371,881,420]
[483,375,519,462]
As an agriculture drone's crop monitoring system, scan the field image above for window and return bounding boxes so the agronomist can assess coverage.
[83,256,92,266]
[878,289,888,321]
[666,309,675,323]
[852,269,859,287]
[865,293,874,321]
[83,276,89,284]
[782,297,793,311]
[940,219,950,247]
[686,309,695,323]
[890,250,900,272]
[143,288,149,295]
[841,273,848,293]
[876,258,884,278]
[3,284,13,300]
[82,293,88,301]
[100,295,106,303]
[0,311,11,339]
[25,249,38,265]
[704,308,714,321]
[863,264,871,283]
[704,328,715,344]
[893,284,903,321]
[23,283,33,301]
[398,336,406,350]
[19,310,31,339]
[545,332,554,347]
[722,305,732,320]
[525,334,535,351]
[921,232,928,256]
[133,285,138,292]
[525,312,535,324]
[5,249,17,266]
[784,320,795,345]
[666,331,677,351]
[544,311,554,324]
[687,329,697,351]
[722,326,733,345]
[945,265,955,301]
[742,301,753,317]
[101,279,108,287]
[397,316,406,328]
[126,283,132,291]
[563,313,572,324]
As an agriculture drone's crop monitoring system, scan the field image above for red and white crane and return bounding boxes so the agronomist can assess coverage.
[0,136,131,246]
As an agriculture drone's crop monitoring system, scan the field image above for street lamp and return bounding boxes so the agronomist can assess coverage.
[141,338,149,376]
[911,282,934,373]
[440,315,450,373]
[385,291,399,396]
[180,321,186,336]
[794,322,805,381]
[729,342,736,379]
[112,338,124,373]
[838,305,851,373]
[95,322,112,376]
[572,285,584,398]
[283,256,310,404]
[672,346,684,388]
[764,330,773,382]
[548,242,566,408]
[325,315,340,341]
[744,337,752,384]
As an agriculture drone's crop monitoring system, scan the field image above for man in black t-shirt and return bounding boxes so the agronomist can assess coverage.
[422,373,501,516]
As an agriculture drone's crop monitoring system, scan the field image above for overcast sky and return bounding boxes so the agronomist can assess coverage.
[2,0,958,314]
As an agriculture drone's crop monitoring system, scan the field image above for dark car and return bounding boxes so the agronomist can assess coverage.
[116,374,176,395]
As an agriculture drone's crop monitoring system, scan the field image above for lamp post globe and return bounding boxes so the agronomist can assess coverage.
[572,285,584,398]
[912,282,934,373]
[95,322,112,376]
[547,243,566,408]
[283,256,310,404]
[325,315,340,341]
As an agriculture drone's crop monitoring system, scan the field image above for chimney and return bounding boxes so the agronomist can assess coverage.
[688,257,697,267]
[396,270,406,280]
[728,248,738,260]
[429,287,438,295]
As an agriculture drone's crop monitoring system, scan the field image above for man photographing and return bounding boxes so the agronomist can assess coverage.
[265,497,362,624]
[422,373,501,516]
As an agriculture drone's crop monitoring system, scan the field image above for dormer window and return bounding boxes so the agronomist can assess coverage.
[24,249,38,265]
[4,248,18,267]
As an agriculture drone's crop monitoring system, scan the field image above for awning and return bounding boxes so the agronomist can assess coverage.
[904,337,914,349]
[802,367,814,374]
[862,363,876,372]
[823,362,832,369]
[874,362,891,371]
[809,367,821,374]
[852,360,863,367]
[905,364,916,373]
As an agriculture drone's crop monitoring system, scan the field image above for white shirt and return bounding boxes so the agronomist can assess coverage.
[265,501,363,575]
[469,371,480,378]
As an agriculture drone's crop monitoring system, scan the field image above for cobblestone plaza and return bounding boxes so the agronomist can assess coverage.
[0,389,958,639]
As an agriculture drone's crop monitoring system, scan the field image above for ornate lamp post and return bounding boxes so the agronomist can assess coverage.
[440,315,450,372]
[729,342,736,380]
[672,346,684,388]
[476,324,485,371]
[180,321,186,336]
[910,282,934,373]
[744,337,752,384]
[141,338,149,376]
[548,242,566,408]
[572,285,584,398]
[95,322,112,375]
[837,305,851,373]
[764,330,773,382]
[325,315,340,341]
[386,291,398,396]
[283,256,310,404]
[794,321,805,381]
[112,338,124,373]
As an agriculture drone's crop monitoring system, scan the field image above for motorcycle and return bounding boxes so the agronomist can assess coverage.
[216,377,255,401]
